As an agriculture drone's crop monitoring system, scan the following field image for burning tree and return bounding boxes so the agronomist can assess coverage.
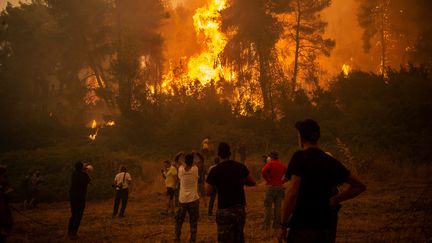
[110,0,166,116]
[278,0,335,90]
[220,0,284,117]
[358,0,391,77]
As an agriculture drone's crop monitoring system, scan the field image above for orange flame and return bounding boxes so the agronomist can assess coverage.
[105,120,115,127]
[187,0,228,85]
[342,64,352,77]
[90,120,97,129]
[89,128,99,141]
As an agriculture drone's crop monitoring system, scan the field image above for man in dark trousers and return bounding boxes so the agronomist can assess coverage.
[112,166,132,218]
[206,142,256,243]
[68,162,91,240]
[0,165,13,243]
[279,119,366,243]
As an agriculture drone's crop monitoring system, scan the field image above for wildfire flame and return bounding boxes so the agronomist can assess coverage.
[187,0,228,84]
[88,119,115,140]
[161,0,229,90]
[105,120,115,127]
[91,119,97,129]
[342,64,352,77]
[157,1,262,114]
[89,128,98,141]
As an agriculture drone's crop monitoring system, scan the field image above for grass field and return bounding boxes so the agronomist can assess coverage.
[7,168,432,243]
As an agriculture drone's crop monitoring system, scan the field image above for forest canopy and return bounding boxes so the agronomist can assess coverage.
[0,0,431,165]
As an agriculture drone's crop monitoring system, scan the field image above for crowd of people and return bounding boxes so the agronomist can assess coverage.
[155,119,366,242]
[0,119,367,243]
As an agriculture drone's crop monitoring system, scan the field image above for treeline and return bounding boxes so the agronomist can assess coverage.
[0,0,431,166]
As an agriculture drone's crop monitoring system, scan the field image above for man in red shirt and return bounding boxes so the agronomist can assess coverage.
[261,152,287,230]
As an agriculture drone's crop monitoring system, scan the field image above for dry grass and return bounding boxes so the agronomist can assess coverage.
[7,165,432,243]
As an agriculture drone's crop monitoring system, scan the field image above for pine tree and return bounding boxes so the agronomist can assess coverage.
[283,0,335,90]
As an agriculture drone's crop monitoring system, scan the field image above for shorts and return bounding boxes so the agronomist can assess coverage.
[166,187,175,199]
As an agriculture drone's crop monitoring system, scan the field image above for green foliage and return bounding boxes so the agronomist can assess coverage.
[0,145,145,202]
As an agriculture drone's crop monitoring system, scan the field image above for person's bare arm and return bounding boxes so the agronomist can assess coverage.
[261,163,271,183]
[205,183,215,196]
[281,175,301,224]
[278,175,301,242]
[245,175,256,186]
[174,152,184,163]
[329,174,366,206]
[195,151,205,164]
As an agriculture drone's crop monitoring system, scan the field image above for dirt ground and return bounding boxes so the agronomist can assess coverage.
[7,176,432,242]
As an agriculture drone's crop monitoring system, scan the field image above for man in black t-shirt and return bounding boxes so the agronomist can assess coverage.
[279,119,366,243]
[68,162,91,240]
[206,142,256,243]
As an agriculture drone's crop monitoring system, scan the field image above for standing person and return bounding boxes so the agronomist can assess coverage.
[174,152,201,243]
[68,162,91,240]
[161,160,177,215]
[0,165,13,243]
[22,170,33,209]
[206,142,256,243]
[207,157,220,216]
[279,119,366,243]
[112,166,132,218]
[172,159,182,207]
[28,170,42,209]
[201,136,214,161]
[261,152,287,231]
[196,156,207,207]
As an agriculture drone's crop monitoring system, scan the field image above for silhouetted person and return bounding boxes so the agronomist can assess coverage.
[174,151,202,243]
[112,166,132,218]
[201,136,214,160]
[206,142,256,243]
[207,157,220,216]
[197,156,207,207]
[0,165,13,243]
[261,152,287,230]
[279,119,366,243]
[24,170,42,209]
[68,162,91,240]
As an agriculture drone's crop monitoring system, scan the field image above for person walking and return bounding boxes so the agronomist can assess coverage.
[261,151,287,231]
[161,160,177,215]
[279,119,366,243]
[112,166,132,218]
[206,142,256,243]
[174,151,202,243]
[68,162,91,240]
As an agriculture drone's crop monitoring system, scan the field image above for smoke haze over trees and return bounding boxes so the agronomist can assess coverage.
[0,0,431,170]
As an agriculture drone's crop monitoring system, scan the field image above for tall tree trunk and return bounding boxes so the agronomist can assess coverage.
[292,0,302,89]
[88,54,113,108]
[259,55,269,113]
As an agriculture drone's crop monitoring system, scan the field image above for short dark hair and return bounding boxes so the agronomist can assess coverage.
[185,154,194,166]
[75,162,84,171]
[120,166,127,172]
[164,160,171,165]
[218,142,231,159]
[269,151,279,160]
[295,119,320,142]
